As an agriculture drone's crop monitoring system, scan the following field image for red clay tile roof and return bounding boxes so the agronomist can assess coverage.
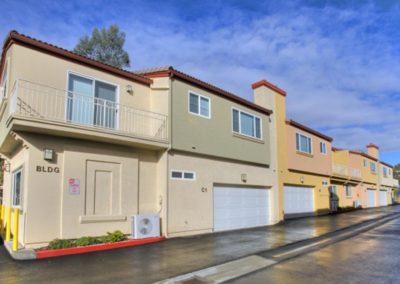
[251,79,287,96]
[136,66,273,116]
[0,31,152,86]
[286,119,333,142]
[349,150,378,162]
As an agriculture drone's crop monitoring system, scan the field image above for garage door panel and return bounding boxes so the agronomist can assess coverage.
[213,186,270,232]
[379,190,388,207]
[367,189,376,208]
[284,186,314,215]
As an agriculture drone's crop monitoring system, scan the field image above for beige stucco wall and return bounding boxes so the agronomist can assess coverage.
[286,124,332,176]
[167,151,278,237]
[171,79,271,165]
[4,133,161,247]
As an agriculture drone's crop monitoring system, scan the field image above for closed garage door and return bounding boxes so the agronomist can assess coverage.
[213,186,270,232]
[379,190,388,207]
[367,189,376,208]
[284,186,314,217]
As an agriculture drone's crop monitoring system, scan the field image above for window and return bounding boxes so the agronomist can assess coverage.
[389,169,392,175]
[345,185,352,198]
[383,167,388,177]
[188,92,210,118]
[320,142,327,155]
[370,162,376,174]
[67,73,118,129]
[330,185,337,196]
[232,108,262,139]
[296,133,312,154]
[170,170,196,181]
[0,60,8,100]
[363,159,367,167]
[12,168,23,208]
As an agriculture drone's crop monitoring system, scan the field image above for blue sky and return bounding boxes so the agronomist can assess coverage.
[1,0,400,164]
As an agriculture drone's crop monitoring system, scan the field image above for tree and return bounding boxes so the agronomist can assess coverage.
[73,25,130,68]
[394,163,400,181]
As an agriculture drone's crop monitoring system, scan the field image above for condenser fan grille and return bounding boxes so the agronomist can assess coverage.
[132,214,160,239]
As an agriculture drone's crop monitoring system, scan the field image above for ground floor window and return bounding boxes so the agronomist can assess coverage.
[12,168,23,208]
[170,170,196,181]
[345,184,352,198]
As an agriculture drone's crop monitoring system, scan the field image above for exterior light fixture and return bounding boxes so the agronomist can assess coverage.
[300,176,304,183]
[126,85,134,95]
[241,174,247,183]
[43,149,54,161]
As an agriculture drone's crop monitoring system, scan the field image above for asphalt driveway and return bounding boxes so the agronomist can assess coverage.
[0,206,399,284]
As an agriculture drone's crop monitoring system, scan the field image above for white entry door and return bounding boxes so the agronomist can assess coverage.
[213,186,270,232]
[367,189,376,208]
[379,190,388,207]
[284,186,314,216]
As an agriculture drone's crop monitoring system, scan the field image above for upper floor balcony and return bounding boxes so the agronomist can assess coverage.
[332,163,361,180]
[1,80,168,149]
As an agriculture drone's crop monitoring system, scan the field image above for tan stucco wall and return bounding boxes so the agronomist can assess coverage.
[171,79,271,165]
[4,133,161,247]
[286,124,332,176]
[167,151,278,237]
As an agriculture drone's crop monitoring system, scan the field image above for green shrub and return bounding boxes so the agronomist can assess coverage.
[48,239,75,249]
[75,236,101,247]
[100,230,126,243]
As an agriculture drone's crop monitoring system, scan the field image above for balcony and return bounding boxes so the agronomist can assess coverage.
[332,163,348,177]
[349,167,361,179]
[3,80,168,146]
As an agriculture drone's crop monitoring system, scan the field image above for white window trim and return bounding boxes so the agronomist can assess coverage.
[66,70,120,129]
[170,170,196,181]
[296,132,313,154]
[231,107,263,140]
[370,162,376,174]
[320,141,327,155]
[188,91,211,119]
[11,167,23,209]
[363,159,367,167]
[345,185,352,198]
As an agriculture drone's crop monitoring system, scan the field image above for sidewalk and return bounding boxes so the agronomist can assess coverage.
[0,205,399,284]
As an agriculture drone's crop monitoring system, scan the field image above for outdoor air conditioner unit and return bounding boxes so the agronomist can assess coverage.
[132,213,160,239]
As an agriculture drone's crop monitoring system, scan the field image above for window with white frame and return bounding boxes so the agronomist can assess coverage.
[12,168,23,208]
[345,184,352,197]
[232,108,262,139]
[363,159,367,167]
[320,142,327,155]
[0,60,8,100]
[296,133,312,154]
[170,170,196,181]
[383,167,388,177]
[389,168,392,175]
[189,92,210,118]
[370,162,376,174]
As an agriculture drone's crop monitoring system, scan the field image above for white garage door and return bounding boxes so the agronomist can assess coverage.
[367,189,376,208]
[284,186,314,216]
[379,190,388,207]
[213,186,270,232]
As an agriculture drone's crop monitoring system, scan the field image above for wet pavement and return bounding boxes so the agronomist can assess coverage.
[0,206,399,284]
[231,215,400,284]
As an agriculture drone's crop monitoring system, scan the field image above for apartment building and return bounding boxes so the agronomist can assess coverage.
[282,120,333,218]
[0,31,284,248]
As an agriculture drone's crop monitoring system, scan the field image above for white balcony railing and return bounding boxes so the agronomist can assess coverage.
[8,80,168,142]
[332,163,348,176]
[349,167,361,178]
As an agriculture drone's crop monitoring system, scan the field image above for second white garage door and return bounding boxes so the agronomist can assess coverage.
[284,186,314,216]
[379,190,388,207]
[367,189,376,208]
[213,186,270,232]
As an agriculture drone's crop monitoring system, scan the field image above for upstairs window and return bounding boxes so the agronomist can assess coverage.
[189,92,210,118]
[320,142,327,155]
[383,167,388,177]
[370,162,376,174]
[232,108,262,139]
[0,60,8,100]
[363,159,367,167]
[296,133,312,154]
[345,185,352,197]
